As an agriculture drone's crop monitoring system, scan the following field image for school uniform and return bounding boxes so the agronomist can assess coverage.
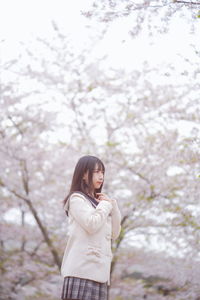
[60,192,121,300]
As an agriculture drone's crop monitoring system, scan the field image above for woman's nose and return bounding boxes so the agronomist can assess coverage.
[99,173,104,180]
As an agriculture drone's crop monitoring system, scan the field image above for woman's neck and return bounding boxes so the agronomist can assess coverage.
[86,188,95,198]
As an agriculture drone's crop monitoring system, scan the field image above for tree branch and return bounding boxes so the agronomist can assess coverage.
[0,181,61,268]
[175,0,200,5]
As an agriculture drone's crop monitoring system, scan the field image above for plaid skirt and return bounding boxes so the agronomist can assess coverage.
[61,276,108,300]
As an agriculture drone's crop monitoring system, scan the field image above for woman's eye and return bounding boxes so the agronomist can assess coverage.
[93,170,104,174]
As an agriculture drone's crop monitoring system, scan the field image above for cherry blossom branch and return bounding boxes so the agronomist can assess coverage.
[174,0,200,5]
[0,180,61,268]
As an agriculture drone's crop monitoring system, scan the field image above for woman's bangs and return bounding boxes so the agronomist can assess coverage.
[96,160,105,172]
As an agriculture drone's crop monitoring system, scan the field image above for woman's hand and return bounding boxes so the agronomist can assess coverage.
[96,193,113,203]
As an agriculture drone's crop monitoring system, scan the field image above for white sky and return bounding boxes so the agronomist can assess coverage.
[1,0,199,144]
[0,0,199,70]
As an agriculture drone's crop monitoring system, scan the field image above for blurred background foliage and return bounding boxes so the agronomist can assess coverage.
[0,0,200,299]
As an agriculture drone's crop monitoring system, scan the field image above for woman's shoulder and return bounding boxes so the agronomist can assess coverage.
[70,191,87,201]
[64,192,87,212]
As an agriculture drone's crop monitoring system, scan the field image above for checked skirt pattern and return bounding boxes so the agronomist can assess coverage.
[61,276,108,300]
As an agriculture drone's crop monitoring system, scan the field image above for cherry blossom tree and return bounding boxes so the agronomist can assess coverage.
[1,8,200,299]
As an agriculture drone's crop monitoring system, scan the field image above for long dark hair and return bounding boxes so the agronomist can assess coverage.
[63,155,105,206]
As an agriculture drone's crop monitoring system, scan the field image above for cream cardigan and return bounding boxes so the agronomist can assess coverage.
[60,192,121,284]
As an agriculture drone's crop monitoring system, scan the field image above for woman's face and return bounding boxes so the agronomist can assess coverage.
[92,165,104,190]
[83,163,104,190]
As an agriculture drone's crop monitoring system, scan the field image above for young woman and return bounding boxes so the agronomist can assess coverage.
[60,155,121,300]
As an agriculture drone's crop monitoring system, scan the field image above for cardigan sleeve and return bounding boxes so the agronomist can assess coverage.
[111,199,121,240]
[68,194,112,235]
